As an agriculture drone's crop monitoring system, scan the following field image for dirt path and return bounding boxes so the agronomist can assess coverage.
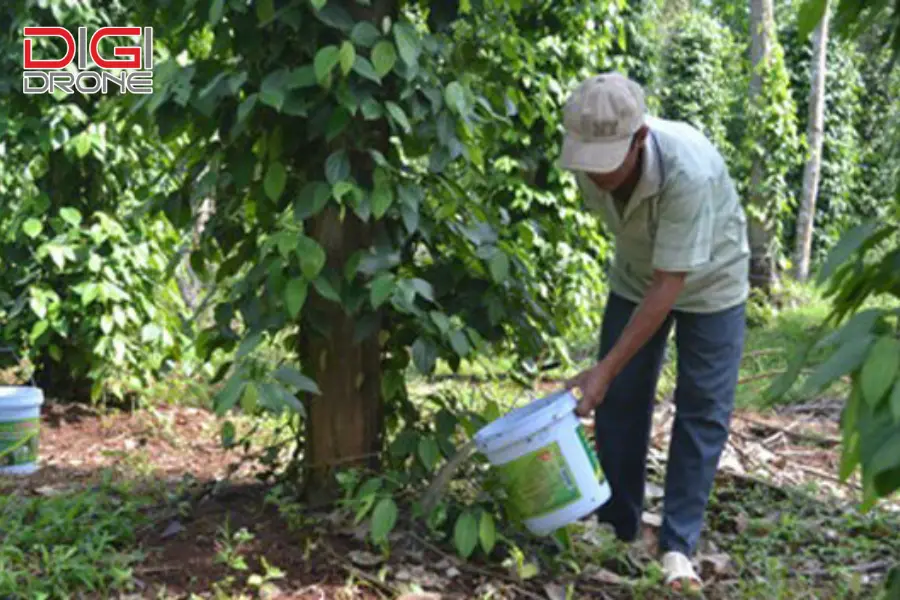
[1,401,896,599]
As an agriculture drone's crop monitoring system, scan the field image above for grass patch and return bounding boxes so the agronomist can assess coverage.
[0,476,151,599]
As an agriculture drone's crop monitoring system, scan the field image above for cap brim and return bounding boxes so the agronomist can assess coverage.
[559,135,631,174]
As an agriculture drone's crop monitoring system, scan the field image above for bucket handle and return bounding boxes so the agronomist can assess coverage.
[0,346,37,387]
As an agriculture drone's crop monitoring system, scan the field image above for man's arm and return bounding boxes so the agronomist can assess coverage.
[597,269,685,380]
[568,269,685,415]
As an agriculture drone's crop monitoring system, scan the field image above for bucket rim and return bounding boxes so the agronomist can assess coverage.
[0,385,44,408]
[473,389,576,454]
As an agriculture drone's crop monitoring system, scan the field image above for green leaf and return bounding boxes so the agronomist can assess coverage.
[489,251,509,283]
[351,22,380,47]
[310,0,326,9]
[339,42,356,75]
[22,219,42,239]
[296,182,331,220]
[221,420,236,447]
[72,133,91,158]
[264,162,287,201]
[412,337,437,375]
[256,0,275,24]
[817,221,879,285]
[891,380,900,423]
[450,330,470,356]
[260,69,289,111]
[861,337,900,407]
[313,275,342,303]
[273,365,321,394]
[237,94,258,125]
[215,373,246,417]
[352,57,381,84]
[418,436,440,471]
[60,207,82,227]
[209,0,226,24]
[297,236,327,280]
[284,278,308,318]
[141,323,161,342]
[430,311,450,333]
[325,150,351,184]
[360,96,383,119]
[48,245,66,269]
[287,66,316,89]
[479,512,496,554]
[30,319,48,343]
[444,81,466,114]
[371,41,397,77]
[797,0,829,40]
[393,22,420,66]
[370,498,398,544]
[454,512,479,559]
[314,46,341,83]
[371,185,394,219]
[410,278,434,302]
[385,102,411,133]
[370,274,395,308]
[802,334,874,395]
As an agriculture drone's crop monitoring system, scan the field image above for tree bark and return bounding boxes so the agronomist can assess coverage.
[298,0,395,503]
[793,3,830,282]
[747,0,777,291]
[300,207,384,505]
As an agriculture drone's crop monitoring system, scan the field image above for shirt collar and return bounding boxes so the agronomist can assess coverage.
[632,129,663,202]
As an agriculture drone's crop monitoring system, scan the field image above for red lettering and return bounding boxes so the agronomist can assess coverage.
[23,27,75,69]
[89,27,142,69]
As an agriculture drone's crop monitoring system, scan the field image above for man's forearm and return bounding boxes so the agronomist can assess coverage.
[596,271,686,380]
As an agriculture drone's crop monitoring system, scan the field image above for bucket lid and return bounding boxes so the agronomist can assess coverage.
[0,386,44,409]
[473,390,576,454]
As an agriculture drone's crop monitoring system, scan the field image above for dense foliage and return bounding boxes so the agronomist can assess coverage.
[0,1,190,402]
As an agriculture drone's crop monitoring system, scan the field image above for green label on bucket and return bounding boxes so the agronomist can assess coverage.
[576,424,606,484]
[0,418,39,467]
[496,441,580,520]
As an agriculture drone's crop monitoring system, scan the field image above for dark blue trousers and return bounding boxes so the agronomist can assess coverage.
[593,292,745,556]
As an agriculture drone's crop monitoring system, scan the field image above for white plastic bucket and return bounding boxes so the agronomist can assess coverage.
[0,386,44,475]
[473,389,611,536]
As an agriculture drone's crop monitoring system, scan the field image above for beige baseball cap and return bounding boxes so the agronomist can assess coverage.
[559,72,647,173]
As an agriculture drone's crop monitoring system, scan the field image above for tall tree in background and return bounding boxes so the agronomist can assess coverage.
[748,0,775,289]
[794,0,831,281]
[745,0,801,290]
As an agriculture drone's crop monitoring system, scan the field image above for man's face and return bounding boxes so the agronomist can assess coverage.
[585,127,648,192]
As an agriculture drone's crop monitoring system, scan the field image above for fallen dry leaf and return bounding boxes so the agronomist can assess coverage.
[544,582,567,600]
[641,511,662,528]
[645,482,665,500]
[160,520,185,540]
[34,485,65,496]
[697,552,732,577]
[584,565,632,586]
[348,551,384,567]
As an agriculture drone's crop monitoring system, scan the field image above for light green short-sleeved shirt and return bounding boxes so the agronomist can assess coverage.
[575,116,750,313]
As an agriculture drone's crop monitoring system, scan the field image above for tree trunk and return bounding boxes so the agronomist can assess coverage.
[300,207,384,505]
[793,4,830,282]
[298,0,394,504]
[747,0,776,291]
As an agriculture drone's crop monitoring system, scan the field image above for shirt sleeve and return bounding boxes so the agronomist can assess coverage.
[651,173,715,273]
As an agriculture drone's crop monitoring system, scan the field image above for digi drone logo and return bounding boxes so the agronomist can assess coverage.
[23,26,154,95]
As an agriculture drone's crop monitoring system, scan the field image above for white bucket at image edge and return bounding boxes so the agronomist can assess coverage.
[473,389,611,536]
[0,386,44,476]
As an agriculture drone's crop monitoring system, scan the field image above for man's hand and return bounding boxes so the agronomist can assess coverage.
[566,364,612,417]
